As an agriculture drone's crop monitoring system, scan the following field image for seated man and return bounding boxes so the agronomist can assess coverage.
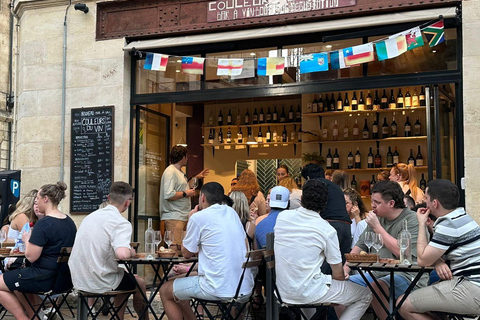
[275,179,372,320]
[399,179,480,319]
[344,181,428,320]
[69,182,148,320]
[160,182,254,320]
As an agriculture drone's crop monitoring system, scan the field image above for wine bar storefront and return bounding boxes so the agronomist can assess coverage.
[111,0,464,238]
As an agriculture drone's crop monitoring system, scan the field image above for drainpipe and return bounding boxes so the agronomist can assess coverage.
[9,1,19,170]
[7,3,14,169]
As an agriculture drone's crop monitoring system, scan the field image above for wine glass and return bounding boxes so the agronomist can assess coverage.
[364,231,375,254]
[372,234,384,262]
[164,231,173,249]
[397,235,410,264]
[153,231,162,252]
[191,178,198,190]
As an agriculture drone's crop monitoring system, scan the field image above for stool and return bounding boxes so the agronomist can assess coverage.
[77,289,136,320]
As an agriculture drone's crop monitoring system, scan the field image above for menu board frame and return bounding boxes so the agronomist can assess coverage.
[70,106,114,214]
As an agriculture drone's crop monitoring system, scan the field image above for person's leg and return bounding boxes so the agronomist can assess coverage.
[133,275,149,320]
[113,293,129,320]
[398,297,436,320]
[159,280,196,320]
[13,292,41,318]
[370,274,410,320]
[0,275,29,320]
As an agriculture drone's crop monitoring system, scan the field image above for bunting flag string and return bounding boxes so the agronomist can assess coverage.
[138,18,445,77]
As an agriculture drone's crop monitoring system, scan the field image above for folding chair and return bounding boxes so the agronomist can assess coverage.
[193,249,265,320]
[263,249,331,320]
[77,289,136,320]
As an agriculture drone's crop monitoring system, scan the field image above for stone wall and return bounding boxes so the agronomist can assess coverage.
[1,0,12,170]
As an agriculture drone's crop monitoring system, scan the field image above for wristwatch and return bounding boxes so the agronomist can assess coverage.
[182,191,187,198]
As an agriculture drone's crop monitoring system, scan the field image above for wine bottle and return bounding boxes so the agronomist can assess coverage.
[353,119,360,140]
[358,91,365,111]
[333,148,340,169]
[218,128,224,143]
[355,147,361,169]
[280,106,286,123]
[297,125,302,142]
[343,120,349,140]
[416,145,424,166]
[391,114,398,137]
[397,88,404,108]
[389,89,396,109]
[370,175,377,195]
[257,127,263,143]
[362,119,369,140]
[412,88,419,107]
[382,117,389,138]
[226,127,232,143]
[312,95,319,113]
[336,93,343,111]
[404,88,412,108]
[236,111,241,126]
[351,175,358,191]
[351,92,358,111]
[145,218,155,259]
[386,146,393,167]
[405,116,412,137]
[333,120,339,141]
[288,105,294,122]
[373,90,380,110]
[420,173,427,192]
[208,129,214,144]
[367,147,374,168]
[393,146,400,164]
[347,148,354,169]
[414,117,421,136]
[245,109,250,125]
[324,95,330,113]
[375,148,382,168]
[208,111,214,126]
[344,93,351,112]
[290,128,296,142]
[273,106,278,123]
[372,118,379,139]
[408,149,415,166]
[322,121,329,140]
[252,108,258,124]
[272,128,278,142]
[296,105,302,122]
[266,107,272,123]
[330,93,336,111]
[282,125,287,142]
[259,107,265,124]
[419,86,426,107]
[381,89,388,109]
[265,126,271,142]
[237,127,243,143]
[366,90,373,110]
[317,95,324,113]
[326,148,333,169]
[399,219,412,264]
[218,110,223,126]
[227,109,232,125]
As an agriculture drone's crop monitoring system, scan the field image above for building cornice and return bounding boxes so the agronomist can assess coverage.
[14,0,73,18]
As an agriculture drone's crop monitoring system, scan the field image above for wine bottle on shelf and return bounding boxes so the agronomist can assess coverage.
[382,117,389,138]
[218,128,223,144]
[353,119,360,140]
[367,147,374,168]
[280,106,287,123]
[372,118,379,139]
[290,128,296,142]
[381,89,388,109]
[397,88,404,108]
[416,145,424,166]
[297,125,302,142]
[420,173,427,192]
[358,91,365,111]
[370,175,377,195]
[414,117,421,136]
[389,89,396,109]
[208,129,214,144]
[326,148,333,169]
[375,148,382,168]
[333,120,339,141]
[237,127,243,143]
[366,90,373,110]
[288,105,294,122]
[266,107,272,123]
[265,126,271,143]
[257,127,263,143]
[245,109,250,125]
[355,147,361,169]
[272,127,278,142]
[351,92,358,111]
[208,111,214,126]
[391,114,398,137]
[324,95,330,112]
[282,126,287,142]
[412,88,419,107]
[393,146,400,164]
[312,95,319,113]
[333,148,340,169]
[405,116,412,137]
[336,93,343,111]
[226,127,232,143]
[419,87,426,107]
[344,93,351,112]
[252,108,258,124]
[373,90,380,110]
[351,175,358,191]
[273,106,278,123]
[227,109,232,125]
[347,148,354,169]
[330,93,336,111]
[296,105,302,122]
[362,119,369,140]
[259,107,265,124]
[343,120,350,140]
[307,97,313,113]
[317,96,324,113]
[236,111,241,126]
[386,146,393,167]
[408,149,415,166]
[322,121,329,140]
[218,110,223,126]
[405,88,412,108]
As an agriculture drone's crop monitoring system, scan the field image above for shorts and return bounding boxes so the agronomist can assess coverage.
[173,276,250,303]
[3,267,55,293]
[115,272,137,291]
[409,277,480,314]
[349,273,411,300]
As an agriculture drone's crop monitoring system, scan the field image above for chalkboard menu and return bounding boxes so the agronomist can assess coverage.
[70,106,114,214]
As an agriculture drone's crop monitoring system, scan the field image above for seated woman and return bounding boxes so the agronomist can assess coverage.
[278,177,302,209]
[0,182,77,320]
[344,188,368,249]
[6,189,37,243]
[229,191,256,249]
[231,169,266,221]
[389,163,424,203]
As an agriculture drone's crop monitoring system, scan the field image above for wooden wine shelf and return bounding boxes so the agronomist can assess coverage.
[332,166,428,173]
[303,106,426,117]
[303,136,427,144]
[204,122,301,129]
[202,142,300,157]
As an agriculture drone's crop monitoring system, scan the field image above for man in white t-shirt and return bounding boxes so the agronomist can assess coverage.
[159,182,253,320]
[274,179,371,320]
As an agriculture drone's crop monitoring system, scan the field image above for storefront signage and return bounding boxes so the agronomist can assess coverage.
[207,0,356,22]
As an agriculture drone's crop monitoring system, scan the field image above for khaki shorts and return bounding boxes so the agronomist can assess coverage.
[409,276,480,314]
[165,220,187,246]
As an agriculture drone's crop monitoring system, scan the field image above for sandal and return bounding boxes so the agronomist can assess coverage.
[251,295,264,310]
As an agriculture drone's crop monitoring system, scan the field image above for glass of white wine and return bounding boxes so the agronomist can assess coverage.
[153,231,162,252]
[372,234,384,262]
[364,231,375,254]
[164,230,173,249]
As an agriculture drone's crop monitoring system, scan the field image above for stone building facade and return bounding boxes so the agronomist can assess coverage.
[0,0,12,170]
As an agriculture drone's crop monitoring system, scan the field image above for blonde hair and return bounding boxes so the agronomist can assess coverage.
[229,191,250,227]
[391,163,420,200]
[230,169,260,201]
[10,189,38,223]
[279,177,299,192]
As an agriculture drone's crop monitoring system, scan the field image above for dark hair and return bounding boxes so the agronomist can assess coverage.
[371,181,405,209]
[222,195,234,207]
[301,179,328,213]
[413,202,427,212]
[277,164,289,174]
[403,195,415,209]
[109,181,133,204]
[39,182,67,206]
[201,182,225,206]
[301,163,325,180]
[170,146,188,164]
[426,179,459,210]
[344,188,368,219]
[332,170,350,190]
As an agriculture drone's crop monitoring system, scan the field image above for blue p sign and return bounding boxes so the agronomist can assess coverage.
[10,180,20,198]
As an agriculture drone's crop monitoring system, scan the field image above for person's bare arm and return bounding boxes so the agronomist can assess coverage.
[331,263,346,281]
[115,247,136,260]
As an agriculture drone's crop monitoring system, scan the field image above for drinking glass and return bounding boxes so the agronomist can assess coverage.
[154,231,162,252]
[0,230,6,248]
[397,235,410,264]
[191,178,198,190]
[364,231,375,254]
[164,231,173,249]
[372,234,384,262]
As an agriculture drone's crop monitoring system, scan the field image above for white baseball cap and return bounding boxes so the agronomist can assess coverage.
[269,186,290,209]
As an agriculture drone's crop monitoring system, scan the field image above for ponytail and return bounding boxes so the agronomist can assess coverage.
[406,164,419,200]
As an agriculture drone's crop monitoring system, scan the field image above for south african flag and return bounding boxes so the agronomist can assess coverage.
[423,20,445,47]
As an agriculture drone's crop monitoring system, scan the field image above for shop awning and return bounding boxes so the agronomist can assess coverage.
[123,6,457,51]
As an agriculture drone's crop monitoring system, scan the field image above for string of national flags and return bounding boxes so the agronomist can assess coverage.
[142,20,445,77]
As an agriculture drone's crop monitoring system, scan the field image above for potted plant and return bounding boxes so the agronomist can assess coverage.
[302,152,325,166]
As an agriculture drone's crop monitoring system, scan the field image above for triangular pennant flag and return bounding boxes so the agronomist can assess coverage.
[423,20,445,47]
[299,53,329,74]
[343,43,375,66]
[330,50,348,69]
[144,53,169,71]
[181,57,205,75]
[257,57,285,76]
[403,27,424,50]
[217,59,244,76]
[375,35,407,61]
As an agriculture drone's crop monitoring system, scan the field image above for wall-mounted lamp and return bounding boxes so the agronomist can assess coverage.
[177,136,187,147]
[74,3,89,13]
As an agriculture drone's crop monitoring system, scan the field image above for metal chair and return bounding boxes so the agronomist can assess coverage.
[77,289,137,320]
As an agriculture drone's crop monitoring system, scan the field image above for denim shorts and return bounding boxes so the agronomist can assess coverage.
[348,274,411,299]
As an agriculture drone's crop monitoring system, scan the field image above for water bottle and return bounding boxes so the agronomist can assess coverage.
[145,218,155,260]
[17,239,25,253]
[398,220,412,265]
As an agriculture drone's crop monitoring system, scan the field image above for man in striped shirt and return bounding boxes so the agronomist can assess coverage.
[399,179,480,319]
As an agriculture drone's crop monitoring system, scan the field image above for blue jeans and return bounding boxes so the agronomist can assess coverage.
[349,273,411,299]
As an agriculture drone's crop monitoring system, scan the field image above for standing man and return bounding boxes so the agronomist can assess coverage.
[274,179,372,320]
[399,179,480,319]
[69,182,148,320]
[159,182,254,320]
[159,146,209,245]
[345,181,428,320]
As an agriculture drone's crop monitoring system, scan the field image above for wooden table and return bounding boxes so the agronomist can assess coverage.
[347,261,433,320]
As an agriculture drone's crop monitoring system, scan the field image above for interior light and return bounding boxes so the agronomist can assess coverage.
[250,53,256,56]
[326,45,332,49]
